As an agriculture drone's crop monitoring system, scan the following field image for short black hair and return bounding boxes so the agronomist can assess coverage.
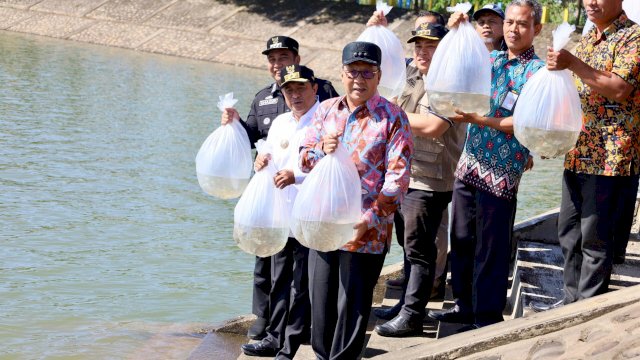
[417,10,446,26]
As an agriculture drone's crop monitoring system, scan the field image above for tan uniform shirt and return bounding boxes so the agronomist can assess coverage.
[399,62,467,192]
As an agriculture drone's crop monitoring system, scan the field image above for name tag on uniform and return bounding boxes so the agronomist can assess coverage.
[501,91,519,111]
[259,98,278,106]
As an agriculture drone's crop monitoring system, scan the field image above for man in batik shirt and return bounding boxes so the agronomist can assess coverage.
[299,41,413,359]
[545,0,639,304]
[428,0,545,330]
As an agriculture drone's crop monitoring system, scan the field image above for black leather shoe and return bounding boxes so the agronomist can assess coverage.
[456,323,481,333]
[374,301,403,320]
[427,305,473,324]
[385,276,405,290]
[375,314,423,337]
[247,317,268,340]
[529,298,565,313]
[241,339,279,357]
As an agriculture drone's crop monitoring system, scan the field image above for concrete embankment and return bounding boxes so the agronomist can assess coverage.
[0,0,577,83]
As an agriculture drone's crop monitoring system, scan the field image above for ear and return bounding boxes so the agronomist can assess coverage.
[294,55,301,64]
[534,23,542,36]
[312,83,319,95]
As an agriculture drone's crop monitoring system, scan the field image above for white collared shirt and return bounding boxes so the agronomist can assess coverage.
[265,101,320,205]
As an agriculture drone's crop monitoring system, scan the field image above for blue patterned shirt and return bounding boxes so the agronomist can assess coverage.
[455,47,544,200]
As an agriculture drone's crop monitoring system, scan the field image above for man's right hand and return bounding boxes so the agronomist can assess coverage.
[254,153,270,172]
[366,10,387,27]
[221,108,240,125]
[321,132,341,154]
[447,12,468,29]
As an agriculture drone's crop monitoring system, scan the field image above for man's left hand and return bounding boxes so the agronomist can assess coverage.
[450,110,482,125]
[345,220,369,248]
[274,169,295,189]
[546,47,575,71]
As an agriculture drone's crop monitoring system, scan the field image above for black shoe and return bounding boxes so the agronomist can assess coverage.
[613,254,625,265]
[374,302,403,320]
[374,314,423,337]
[529,298,565,313]
[385,276,405,290]
[427,305,473,324]
[456,323,481,333]
[241,339,279,357]
[247,317,268,340]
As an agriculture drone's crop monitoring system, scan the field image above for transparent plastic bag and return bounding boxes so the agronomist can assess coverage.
[195,92,253,199]
[513,23,583,158]
[233,140,290,257]
[356,1,406,99]
[425,2,491,117]
[291,135,362,252]
[624,0,640,23]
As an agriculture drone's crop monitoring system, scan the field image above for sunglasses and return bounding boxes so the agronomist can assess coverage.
[343,69,379,80]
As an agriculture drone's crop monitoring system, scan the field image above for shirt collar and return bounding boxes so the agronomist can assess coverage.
[297,101,320,130]
[589,11,630,43]
[337,94,381,117]
[503,46,536,66]
[271,83,280,96]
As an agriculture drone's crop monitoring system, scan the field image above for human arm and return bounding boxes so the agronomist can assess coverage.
[547,47,636,103]
[406,110,452,138]
[450,110,514,134]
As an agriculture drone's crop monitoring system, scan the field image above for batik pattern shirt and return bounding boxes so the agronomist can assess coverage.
[455,47,544,200]
[564,12,640,176]
[299,95,413,254]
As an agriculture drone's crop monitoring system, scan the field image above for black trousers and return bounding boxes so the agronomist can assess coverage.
[400,188,452,320]
[559,170,635,303]
[308,249,385,360]
[449,179,517,325]
[260,238,309,360]
[613,174,639,260]
[252,256,271,320]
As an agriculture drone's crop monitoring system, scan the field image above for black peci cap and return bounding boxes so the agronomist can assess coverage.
[473,3,505,21]
[280,65,316,87]
[342,41,381,67]
[407,23,448,43]
[262,36,299,55]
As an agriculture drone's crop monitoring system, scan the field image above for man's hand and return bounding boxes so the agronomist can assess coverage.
[321,132,341,154]
[274,169,295,189]
[447,12,468,29]
[546,47,575,71]
[366,10,387,27]
[254,153,270,172]
[450,110,483,124]
[345,220,369,248]
[221,108,240,125]
[524,155,534,172]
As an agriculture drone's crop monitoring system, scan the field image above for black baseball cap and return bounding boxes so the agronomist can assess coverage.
[342,41,381,67]
[473,3,505,20]
[407,23,448,43]
[262,36,299,55]
[280,65,316,87]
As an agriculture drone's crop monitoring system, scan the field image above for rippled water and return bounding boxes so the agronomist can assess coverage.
[0,31,564,359]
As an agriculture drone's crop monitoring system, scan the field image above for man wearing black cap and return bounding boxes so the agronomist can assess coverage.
[474,3,507,51]
[373,19,469,338]
[298,41,413,359]
[220,35,338,341]
[241,65,320,358]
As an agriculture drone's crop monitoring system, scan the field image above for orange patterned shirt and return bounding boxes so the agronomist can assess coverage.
[564,12,640,176]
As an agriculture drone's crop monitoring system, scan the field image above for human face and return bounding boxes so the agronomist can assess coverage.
[503,4,541,57]
[583,0,623,29]
[413,38,439,74]
[281,81,318,120]
[341,61,380,108]
[476,13,504,46]
[266,49,300,83]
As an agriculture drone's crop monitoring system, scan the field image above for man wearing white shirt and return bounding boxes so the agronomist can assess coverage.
[241,65,321,359]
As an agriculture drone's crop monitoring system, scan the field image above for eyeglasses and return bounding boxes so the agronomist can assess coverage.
[343,69,379,80]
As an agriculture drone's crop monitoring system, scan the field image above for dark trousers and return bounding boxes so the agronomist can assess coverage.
[308,249,385,360]
[449,179,517,325]
[400,188,452,320]
[559,170,635,303]
[261,238,309,359]
[393,209,410,307]
[252,256,271,319]
[613,174,639,261]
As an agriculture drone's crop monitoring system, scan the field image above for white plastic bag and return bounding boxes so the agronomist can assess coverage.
[234,140,290,257]
[624,0,640,23]
[195,92,253,199]
[357,1,406,99]
[291,136,362,252]
[425,2,491,117]
[513,23,583,158]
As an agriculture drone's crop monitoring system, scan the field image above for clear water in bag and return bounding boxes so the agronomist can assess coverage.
[197,173,250,200]
[234,224,289,257]
[293,220,355,252]
[515,128,579,159]
[428,91,490,117]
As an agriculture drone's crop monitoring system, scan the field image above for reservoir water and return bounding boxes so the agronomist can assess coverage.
[0,31,564,359]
